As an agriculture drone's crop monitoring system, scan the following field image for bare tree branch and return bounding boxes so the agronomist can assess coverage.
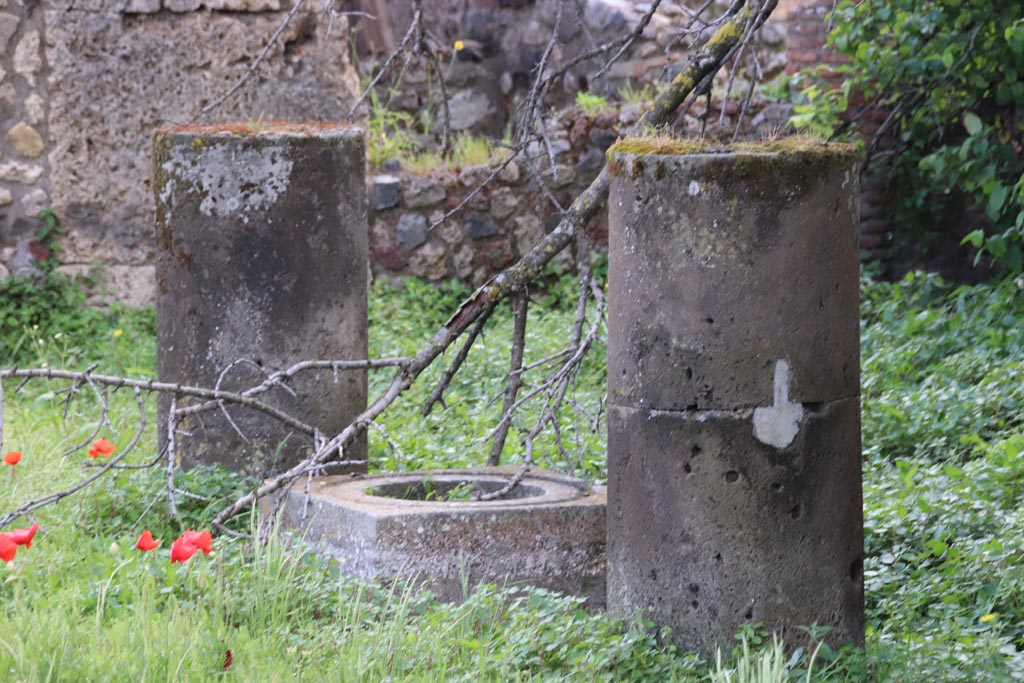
[487,292,529,466]
[166,394,180,519]
[422,306,495,416]
[213,1,778,527]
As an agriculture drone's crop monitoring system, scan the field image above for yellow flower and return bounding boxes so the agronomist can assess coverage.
[980,613,997,623]
[112,329,123,338]
[454,39,465,52]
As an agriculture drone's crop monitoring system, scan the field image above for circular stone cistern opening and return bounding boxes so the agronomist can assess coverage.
[365,477,545,502]
[341,468,592,508]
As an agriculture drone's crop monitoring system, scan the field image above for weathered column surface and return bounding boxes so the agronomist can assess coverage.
[154,123,368,478]
[606,139,864,653]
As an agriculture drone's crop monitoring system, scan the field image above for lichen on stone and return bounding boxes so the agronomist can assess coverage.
[160,140,295,220]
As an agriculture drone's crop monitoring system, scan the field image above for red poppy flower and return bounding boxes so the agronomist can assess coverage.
[8,523,39,548]
[4,451,21,466]
[223,649,233,670]
[170,536,200,563]
[0,534,16,562]
[182,529,213,555]
[135,530,160,551]
[88,438,116,459]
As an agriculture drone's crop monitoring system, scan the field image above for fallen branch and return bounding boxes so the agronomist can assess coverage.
[488,292,530,466]
[212,0,779,527]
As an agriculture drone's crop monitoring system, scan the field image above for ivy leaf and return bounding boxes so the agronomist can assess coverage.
[1005,244,1023,272]
[962,230,985,248]
[963,112,983,135]
[988,185,1009,218]
[987,235,1007,259]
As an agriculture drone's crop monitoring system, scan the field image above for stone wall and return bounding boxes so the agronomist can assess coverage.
[354,0,794,139]
[367,104,621,285]
[3,0,888,305]
[0,2,359,304]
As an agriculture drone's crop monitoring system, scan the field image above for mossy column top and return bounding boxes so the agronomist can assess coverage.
[605,139,864,653]
[154,123,368,478]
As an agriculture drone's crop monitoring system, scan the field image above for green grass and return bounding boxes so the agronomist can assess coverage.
[367,274,606,479]
[2,270,1024,680]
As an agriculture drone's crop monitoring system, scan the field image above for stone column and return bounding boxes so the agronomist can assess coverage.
[154,123,368,478]
[606,141,864,653]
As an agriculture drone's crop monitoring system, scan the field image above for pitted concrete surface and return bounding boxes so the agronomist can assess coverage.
[154,125,368,477]
[606,149,860,412]
[606,146,864,653]
[272,467,608,606]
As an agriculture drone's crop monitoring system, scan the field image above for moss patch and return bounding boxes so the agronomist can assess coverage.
[607,135,859,161]
[157,121,354,136]
[608,136,862,205]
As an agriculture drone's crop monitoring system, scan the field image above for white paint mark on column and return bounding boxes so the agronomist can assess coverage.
[753,359,804,448]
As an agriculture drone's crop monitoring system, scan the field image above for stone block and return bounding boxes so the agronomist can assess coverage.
[607,148,861,412]
[272,467,607,605]
[447,88,496,131]
[577,146,606,174]
[372,175,401,209]
[0,161,43,184]
[458,164,492,188]
[5,122,45,158]
[395,212,428,250]
[205,0,282,10]
[21,188,47,216]
[607,401,864,651]
[488,189,517,220]
[498,160,521,184]
[403,176,445,209]
[513,213,544,251]
[0,13,18,52]
[408,239,447,281]
[464,211,500,239]
[163,0,202,11]
[124,0,161,12]
[13,29,40,87]
[154,124,368,477]
[23,94,44,125]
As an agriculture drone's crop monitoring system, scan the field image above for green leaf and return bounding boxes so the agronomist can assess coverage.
[961,230,985,248]
[987,235,1007,258]
[963,112,983,135]
[988,185,1008,218]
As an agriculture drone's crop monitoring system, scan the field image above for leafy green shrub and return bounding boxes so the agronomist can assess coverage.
[0,209,155,371]
[792,2,1024,271]
[862,432,1024,680]
[861,272,1024,463]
